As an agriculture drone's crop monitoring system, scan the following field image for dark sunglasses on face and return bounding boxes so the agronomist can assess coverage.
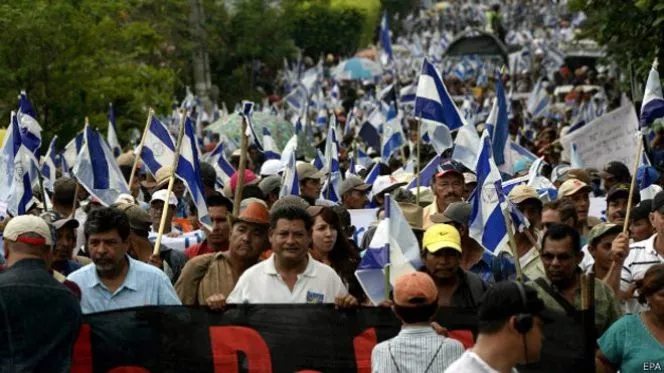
[541,252,574,261]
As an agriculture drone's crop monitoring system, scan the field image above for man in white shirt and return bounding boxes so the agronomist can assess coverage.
[148,189,181,240]
[445,282,550,373]
[227,205,358,306]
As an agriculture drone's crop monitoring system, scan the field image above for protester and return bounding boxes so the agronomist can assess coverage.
[423,162,465,229]
[184,193,233,258]
[0,215,82,372]
[431,202,516,284]
[175,200,270,308]
[199,161,219,198]
[629,199,654,242]
[605,183,639,226]
[52,177,78,217]
[444,282,549,373]
[462,172,477,201]
[371,272,464,372]
[527,223,621,336]
[260,159,284,177]
[339,175,371,210]
[421,223,487,308]
[258,175,282,208]
[372,175,406,208]
[585,223,622,279]
[40,210,89,276]
[296,163,324,205]
[307,205,365,302]
[558,178,601,244]
[149,189,181,238]
[67,207,181,313]
[541,200,561,233]
[227,205,357,306]
[596,264,664,373]
[599,161,631,192]
[506,185,546,280]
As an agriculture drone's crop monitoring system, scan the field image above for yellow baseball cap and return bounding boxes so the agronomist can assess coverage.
[422,224,462,254]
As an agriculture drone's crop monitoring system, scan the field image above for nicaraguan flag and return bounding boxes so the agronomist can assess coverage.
[406,154,441,189]
[205,142,235,188]
[73,125,130,206]
[357,147,371,167]
[63,132,84,171]
[16,91,42,155]
[638,147,662,199]
[452,118,482,171]
[468,131,508,253]
[41,136,58,192]
[355,195,423,305]
[240,101,263,152]
[312,149,325,171]
[322,125,342,202]
[280,150,299,197]
[175,117,211,227]
[140,116,176,176]
[262,127,281,160]
[379,11,393,65]
[640,59,664,128]
[527,78,550,118]
[492,72,509,166]
[285,84,308,113]
[381,104,404,162]
[399,83,417,105]
[570,143,584,168]
[107,103,122,158]
[60,151,71,178]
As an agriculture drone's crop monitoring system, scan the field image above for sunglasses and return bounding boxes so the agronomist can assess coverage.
[541,252,574,261]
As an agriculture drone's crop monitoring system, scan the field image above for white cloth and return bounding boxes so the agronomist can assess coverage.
[620,234,664,313]
[227,254,347,304]
[444,351,519,373]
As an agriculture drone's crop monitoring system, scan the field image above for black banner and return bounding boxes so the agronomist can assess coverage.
[71,305,587,373]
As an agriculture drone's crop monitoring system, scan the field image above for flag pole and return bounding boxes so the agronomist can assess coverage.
[415,118,422,206]
[502,207,524,282]
[153,110,185,256]
[384,193,391,301]
[623,132,644,233]
[233,113,249,216]
[128,109,153,190]
[70,118,90,217]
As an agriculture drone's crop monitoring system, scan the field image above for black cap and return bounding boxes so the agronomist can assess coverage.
[478,282,553,325]
[652,191,664,213]
[631,200,652,222]
[600,161,631,183]
[606,183,640,204]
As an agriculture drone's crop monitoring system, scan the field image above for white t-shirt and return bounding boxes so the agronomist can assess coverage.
[227,254,347,304]
[621,234,664,313]
[444,351,519,373]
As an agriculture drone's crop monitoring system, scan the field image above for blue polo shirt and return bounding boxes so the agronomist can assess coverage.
[67,255,181,314]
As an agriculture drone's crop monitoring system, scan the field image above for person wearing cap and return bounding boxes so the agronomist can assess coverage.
[505,185,546,281]
[444,282,549,373]
[421,224,487,308]
[629,199,654,242]
[584,223,622,281]
[40,211,89,276]
[372,175,407,208]
[260,159,284,178]
[185,193,233,259]
[432,202,517,285]
[423,162,465,230]
[608,191,664,314]
[259,175,282,208]
[227,205,357,306]
[0,215,83,372]
[559,178,601,245]
[371,272,464,372]
[541,200,562,234]
[153,165,189,218]
[605,183,640,226]
[296,163,325,205]
[199,161,219,199]
[339,175,371,210]
[175,200,271,309]
[148,189,182,239]
[227,169,260,198]
[600,161,631,193]
[527,223,620,336]
[462,172,477,201]
[67,207,181,314]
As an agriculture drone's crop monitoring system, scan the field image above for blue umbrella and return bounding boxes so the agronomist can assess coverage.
[332,57,382,81]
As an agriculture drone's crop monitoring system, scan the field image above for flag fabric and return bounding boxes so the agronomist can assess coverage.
[468,131,508,253]
[205,142,235,188]
[175,117,210,227]
[640,59,664,128]
[73,125,130,207]
[379,11,393,65]
[312,149,325,171]
[280,150,300,198]
[364,162,382,185]
[381,105,404,162]
[16,91,42,155]
[62,132,83,173]
[356,148,372,167]
[570,143,584,168]
[527,78,550,118]
[240,101,263,152]
[41,136,58,192]
[140,116,176,176]
[355,195,423,305]
[359,121,381,151]
[492,73,509,166]
[452,119,482,171]
[107,103,122,158]
[638,147,662,200]
[262,127,281,160]
[285,84,309,113]
[0,112,37,216]
[406,154,441,189]
[399,83,417,105]
[322,125,342,202]
[0,113,23,212]
[60,152,71,178]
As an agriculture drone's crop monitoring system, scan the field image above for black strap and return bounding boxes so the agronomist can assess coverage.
[534,277,578,317]
[388,340,445,373]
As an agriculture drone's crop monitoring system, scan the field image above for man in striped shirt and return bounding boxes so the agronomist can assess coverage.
[371,272,464,373]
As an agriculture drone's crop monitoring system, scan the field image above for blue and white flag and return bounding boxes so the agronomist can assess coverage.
[492,73,509,166]
[640,59,664,128]
[322,125,342,202]
[73,125,130,207]
[63,132,83,173]
[312,149,325,171]
[570,143,584,168]
[406,153,441,189]
[41,135,59,192]
[355,195,423,305]
[364,162,381,185]
[280,151,299,198]
[16,91,42,155]
[205,142,235,188]
[381,104,404,162]
[262,127,281,160]
[527,78,550,118]
[452,119,482,171]
[107,103,122,157]
[140,116,176,176]
[285,84,309,113]
[638,143,662,200]
[468,131,508,253]
[379,11,393,65]
[240,101,263,152]
[60,151,71,178]
[0,113,25,214]
[399,83,417,105]
[175,117,210,227]
[356,147,372,167]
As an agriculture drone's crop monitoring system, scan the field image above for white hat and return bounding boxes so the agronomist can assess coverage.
[4,215,53,246]
[150,189,178,206]
[373,175,407,197]
[260,159,284,176]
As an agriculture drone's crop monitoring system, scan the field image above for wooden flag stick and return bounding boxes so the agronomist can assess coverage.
[623,133,644,233]
[128,109,153,190]
[233,115,249,216]
[153,111,185,256]
[415,118,422,206]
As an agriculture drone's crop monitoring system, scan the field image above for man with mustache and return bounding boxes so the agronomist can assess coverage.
[605,184,640,226]
[423,162,465,229]
[67,207,181,314]
[185,193,233,258]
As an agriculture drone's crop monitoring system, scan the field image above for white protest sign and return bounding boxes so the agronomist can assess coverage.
[589,197,607,222]
[349,208,378,246]
[559,104,639,170]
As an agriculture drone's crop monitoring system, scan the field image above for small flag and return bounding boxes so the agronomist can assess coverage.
[492,71,509,166]
[322,125,342,202]
[140,116,176,176]
[239,100,263,151]
[406,154,441,189]
[527,78,550,118]
[41,136,58,192]
[640,58,664,128]
[381,104,404,162]
[16,91,42,155]
[570,143,584,168]
[379,11,393,65]
[205,142,235,188]
[280,150,299,197]
[262,127,281,160]
[175,117,211,227]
